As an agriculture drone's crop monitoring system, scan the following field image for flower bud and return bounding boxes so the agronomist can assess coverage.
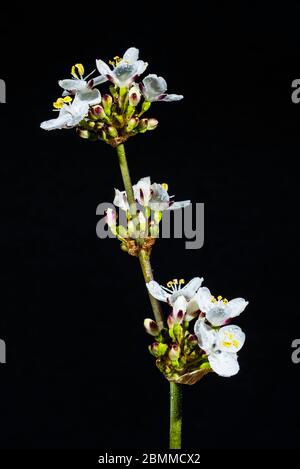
[76,128,90,139]
[149,222,160,238]
[109,85,118,99]
[154,210,163,224]
[138,118,148,133]
[117,225,128,239]
[138,211,147,232]
[144,318,159,337]
[147,118,159,131]
[129,85,141,106]
[107,126,118,138]
[168,343,180,361]
[141,101,151,113]
[105,208,117,228]
[173,323,184,343]
[126,105,135,119]
[149,342,168,357]
[102,94,113,116]
[125,117,139,133]
[127,219,136,237]
[90,105,106,119]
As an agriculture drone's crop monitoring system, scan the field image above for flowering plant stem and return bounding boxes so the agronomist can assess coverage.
[170,382,182,449]
[115,143,182,449]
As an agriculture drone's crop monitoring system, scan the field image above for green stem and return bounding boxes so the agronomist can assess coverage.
[115,144,164,330]
[115,143,182,450]
[169,382,182,449]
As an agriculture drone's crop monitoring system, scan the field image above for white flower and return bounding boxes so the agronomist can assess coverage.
[194,287,248,326]
[113,189,130,211]
[96,47,148,88]
[105,208,117,227]
[40,93,99,131]
[134,177,190,211]
[146,277,203,309]
[194,320,245,377]
[59,63,106,104]
[141,74,183,102]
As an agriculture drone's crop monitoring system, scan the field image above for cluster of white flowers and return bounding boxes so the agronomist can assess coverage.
[146,277,248,377]
[40,47,183,132]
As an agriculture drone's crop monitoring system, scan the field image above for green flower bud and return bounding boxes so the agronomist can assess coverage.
[77,128,90,139]
[200,361,211,370]
[144,318,160,337]
[142,101,151,113]
[154,211,163,224]
[149,342,168,357]
[120,243,128,253]
[168,343,180,361]
[145,207,151,219]
[90,105,106,119]
[125,105,135,120]
[149,223,160,238]
[138,118,148,133]
[109,85,118,99]
[117,225,128,239]
[102,94,113,116]
[112,113,124,127]
[173,323,184,343]
[147,118,159,131]
[125,117,139,133]
[107,126,118,138]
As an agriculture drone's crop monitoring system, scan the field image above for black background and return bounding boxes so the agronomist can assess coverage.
[0,3,299,449]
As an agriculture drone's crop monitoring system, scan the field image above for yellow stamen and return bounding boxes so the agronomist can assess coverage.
[173,279,178,285]
[222,341,232,348]
[223,298,228,304]
[167,281,174,288]
[211,296,217,303]
[217,295,223,301]
[71,63,85,79]
[161,183,169,191]
[179,279,185,285]
[53,96,73,109]
[233,340,239,348]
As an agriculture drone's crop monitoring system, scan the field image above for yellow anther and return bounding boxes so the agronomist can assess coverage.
[173,279,178,285]
[167,281,174,288]
[53,98,65,109]
[222,341,232,348]
[211,296,217,303]
[217,295,223,301]
[53,96,72,109]
[161,183,169,191]
[63,96,72,103]
[223,298,228,304]
[71,63,85,79]
[179,279,185,285]
[233,340,239,348]
[226,332,234,340]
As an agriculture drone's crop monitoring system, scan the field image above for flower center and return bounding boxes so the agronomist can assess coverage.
[109,56,122,67]
[211,295,228,304]
[162,278,185,293]
[221,331,239,349]
[114,63,135,80]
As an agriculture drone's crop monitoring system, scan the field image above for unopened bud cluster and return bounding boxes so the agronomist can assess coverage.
[77,86,158,147]
[144,317,210,383]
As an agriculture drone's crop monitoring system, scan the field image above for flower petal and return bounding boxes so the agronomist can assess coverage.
[77,88,101,106]
[146,281,170,302]
[227,298,249,319]
[92,75,108,86]
[142,74,167,101]
[135,60,148,76]
[134,177,152,206]
[194,287,213,313]
[96,59,112,77]
[59,79,86,91]
[173,295,187,323]
[123,47,139,63]
[160,94,184,102]
[208,352,240,377]
[40,113,72,131]
[194,319,216,353]
[167,200,191,210]
[113,189,129,211]
[217,325,245,353]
